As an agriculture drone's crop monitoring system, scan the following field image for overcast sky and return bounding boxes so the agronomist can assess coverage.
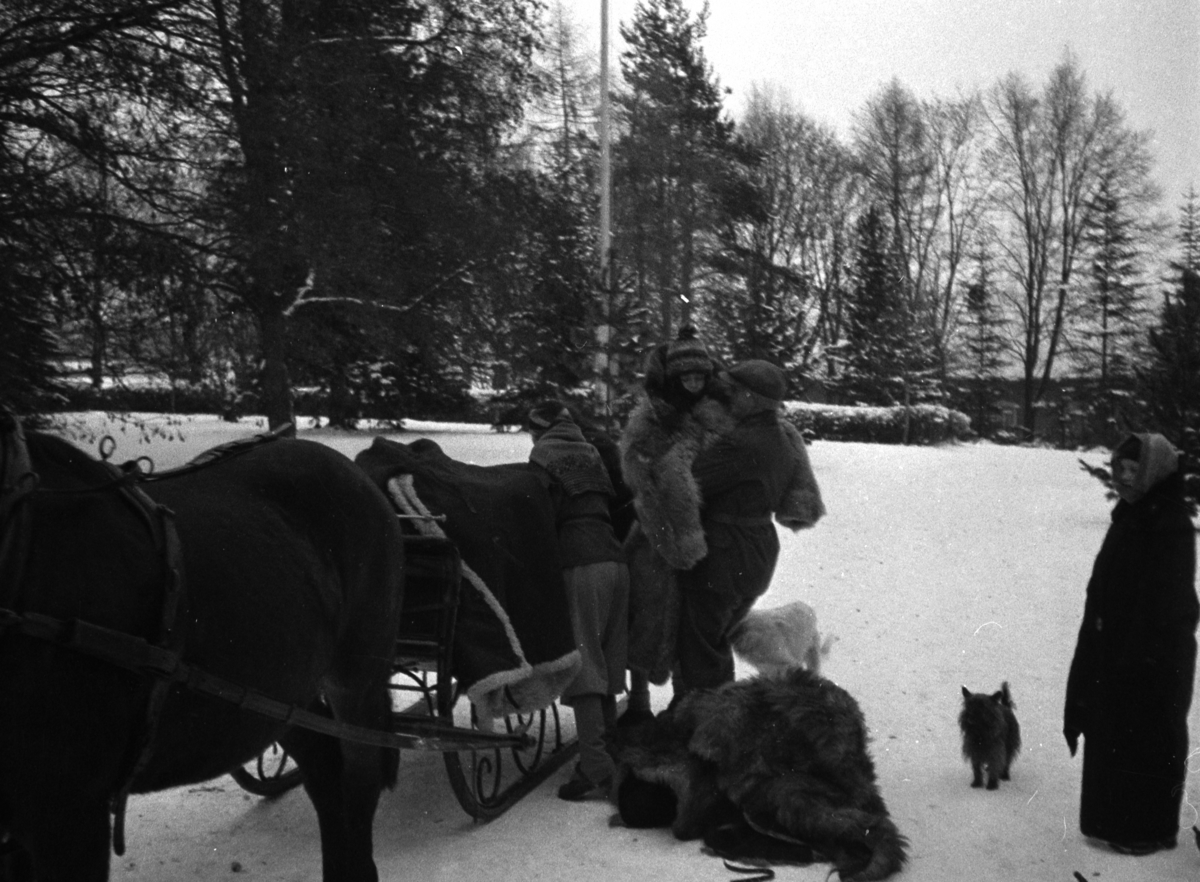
[579,0,1199,213]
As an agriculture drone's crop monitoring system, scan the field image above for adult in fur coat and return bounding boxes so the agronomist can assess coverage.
[616,667,908,882]
[620,329,734,689]
[1064,433,1199,854]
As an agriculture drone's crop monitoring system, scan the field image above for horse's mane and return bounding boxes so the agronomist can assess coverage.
[25,432,116,490]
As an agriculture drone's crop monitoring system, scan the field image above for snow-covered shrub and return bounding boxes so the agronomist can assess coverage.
[783,401,971,445]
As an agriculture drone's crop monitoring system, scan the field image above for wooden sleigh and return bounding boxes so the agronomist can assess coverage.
[234,436,583,820]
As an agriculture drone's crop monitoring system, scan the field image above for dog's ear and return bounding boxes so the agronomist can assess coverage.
[961,686,971,699]
[990,690,1005,704]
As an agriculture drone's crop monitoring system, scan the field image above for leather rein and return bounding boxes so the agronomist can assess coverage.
[0,415,527,853]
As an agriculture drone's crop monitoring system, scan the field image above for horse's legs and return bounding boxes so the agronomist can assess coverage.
[283,685,394,882]
[18,800,110,882]
[284,727,365,882]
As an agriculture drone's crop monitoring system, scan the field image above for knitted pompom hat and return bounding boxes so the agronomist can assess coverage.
[665,325,713,379]
[727,359,787,402]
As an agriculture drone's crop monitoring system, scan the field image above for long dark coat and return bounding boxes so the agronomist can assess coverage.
[1064,470,1199,845]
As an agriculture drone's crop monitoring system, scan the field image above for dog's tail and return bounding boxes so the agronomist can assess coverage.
[804,633,837,674]
[1000,681,1014,708]
[820,634,837,658]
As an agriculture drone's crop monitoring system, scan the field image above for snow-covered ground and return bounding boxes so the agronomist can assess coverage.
[42,413,1200,881]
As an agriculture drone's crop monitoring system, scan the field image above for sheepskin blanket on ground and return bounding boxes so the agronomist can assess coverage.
[356,437,580,719]
[617,668,908,882]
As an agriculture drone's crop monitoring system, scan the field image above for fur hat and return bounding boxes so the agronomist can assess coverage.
[527,399,572,430]
[727,360,786,402]
[665,326,713,379]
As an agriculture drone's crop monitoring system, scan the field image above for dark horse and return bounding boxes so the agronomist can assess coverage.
[0,418,406,881]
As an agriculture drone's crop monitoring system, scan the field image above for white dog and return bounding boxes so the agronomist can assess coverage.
[730,600,836,676]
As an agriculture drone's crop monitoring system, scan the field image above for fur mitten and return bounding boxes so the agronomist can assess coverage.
[774,421,826,531]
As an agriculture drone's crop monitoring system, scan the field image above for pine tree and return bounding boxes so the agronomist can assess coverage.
[0,249,63,421]
[838,205,939,419]
[1179,186,1200,272]
[956,242,1008,437]
[1076,172,1147,442]
[613,0,740,337]
[1137,267,1200,510]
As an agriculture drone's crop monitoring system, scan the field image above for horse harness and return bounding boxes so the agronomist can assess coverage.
[0,415,528,856]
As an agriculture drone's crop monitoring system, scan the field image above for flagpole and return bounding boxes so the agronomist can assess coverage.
[596,0,614,420]
[599,0,611,288]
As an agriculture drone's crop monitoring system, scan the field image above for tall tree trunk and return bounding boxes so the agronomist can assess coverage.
[257,306,294,433]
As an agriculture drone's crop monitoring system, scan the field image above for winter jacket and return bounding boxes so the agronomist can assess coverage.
[530,419,624,568]
[1064,434,1198,845]
[673,409,821,691]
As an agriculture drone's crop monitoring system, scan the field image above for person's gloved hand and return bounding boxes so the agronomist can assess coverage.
[1064,727,1080,757]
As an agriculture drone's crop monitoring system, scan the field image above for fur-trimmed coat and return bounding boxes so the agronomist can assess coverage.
[617,667,908,881]
[619,394,733,682]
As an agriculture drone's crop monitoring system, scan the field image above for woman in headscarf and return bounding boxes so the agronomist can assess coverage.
[1064,433,1198,854]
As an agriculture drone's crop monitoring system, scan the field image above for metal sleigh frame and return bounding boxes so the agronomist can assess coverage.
[235,527,578,821]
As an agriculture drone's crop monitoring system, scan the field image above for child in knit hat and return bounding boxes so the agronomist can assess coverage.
[644,325,720,418]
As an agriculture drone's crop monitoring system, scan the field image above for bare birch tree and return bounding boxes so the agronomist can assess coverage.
[984,52,1157,436]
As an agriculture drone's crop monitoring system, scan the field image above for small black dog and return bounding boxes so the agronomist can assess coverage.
[959,682,1021,790]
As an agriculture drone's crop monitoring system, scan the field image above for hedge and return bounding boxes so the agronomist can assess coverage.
[783,401,972,445]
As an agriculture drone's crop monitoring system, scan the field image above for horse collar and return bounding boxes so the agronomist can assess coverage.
[0,414,189,857]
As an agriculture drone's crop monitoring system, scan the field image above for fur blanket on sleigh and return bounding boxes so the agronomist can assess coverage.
[356,437,580,719]
[616,667,908,882]
[620,394,825,683]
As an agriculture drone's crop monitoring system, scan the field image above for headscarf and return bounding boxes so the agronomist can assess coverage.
[1113,432,1180,503]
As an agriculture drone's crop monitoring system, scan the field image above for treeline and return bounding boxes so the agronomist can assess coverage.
[2,0,1198,448]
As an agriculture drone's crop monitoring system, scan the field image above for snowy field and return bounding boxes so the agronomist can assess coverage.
[38,412,1200,881]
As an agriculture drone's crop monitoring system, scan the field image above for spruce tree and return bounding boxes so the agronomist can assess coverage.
[1076,172,1147,442]
[0,250,63,421]
[956,242,1008,437]
[1137,267,1200,510]
[614,0,740,336]
[839,205,938,418]
[1179,186,1200,272]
